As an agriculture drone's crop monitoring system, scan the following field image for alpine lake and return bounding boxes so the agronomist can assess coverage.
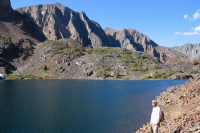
[0,79,188,133]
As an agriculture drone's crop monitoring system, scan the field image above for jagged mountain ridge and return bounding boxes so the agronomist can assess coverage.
[16,3,189,62]
[105,27,158,51]
[168,43,200,59]
[104,27,189,63]
[16,3,112,48]
[0,0,193,76]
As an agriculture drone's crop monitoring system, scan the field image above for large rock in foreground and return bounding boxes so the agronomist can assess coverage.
[136,77,200,132]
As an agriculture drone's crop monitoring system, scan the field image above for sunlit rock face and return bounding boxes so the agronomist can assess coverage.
[16,3,111,48]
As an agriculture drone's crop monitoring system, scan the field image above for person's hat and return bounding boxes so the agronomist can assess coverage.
[152,100,157,104]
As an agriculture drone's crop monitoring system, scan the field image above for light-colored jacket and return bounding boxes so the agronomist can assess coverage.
[150,106,162,124]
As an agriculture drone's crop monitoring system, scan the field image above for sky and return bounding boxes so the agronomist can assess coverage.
[11,0,200,47]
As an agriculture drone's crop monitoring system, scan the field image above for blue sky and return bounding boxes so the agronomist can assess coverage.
[11,0,200,47]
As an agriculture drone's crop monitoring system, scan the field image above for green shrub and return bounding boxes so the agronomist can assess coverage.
[127,68,141,71]
[104,68,111,71]
[114,70,120,78]
[96,68,111,78]
[150,65,161,70]
[43,65,48,71]
[143,75,153,79]
[153,72,174,79]
[127,67,147,72]
[3,37,12,45]
[191,70,199,74]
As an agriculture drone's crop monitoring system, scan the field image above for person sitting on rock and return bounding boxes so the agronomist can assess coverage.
[150,100,162,133]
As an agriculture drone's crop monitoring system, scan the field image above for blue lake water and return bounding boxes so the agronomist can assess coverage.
[0,79,188,133]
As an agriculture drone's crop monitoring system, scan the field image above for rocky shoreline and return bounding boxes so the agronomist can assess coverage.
[136,77,200,133]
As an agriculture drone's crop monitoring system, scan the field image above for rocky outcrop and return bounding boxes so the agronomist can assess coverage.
[16,3,111,48]
[168,43,200,59]
[0,58,16,74]
[0,0,42,40]
[136,77,200,133]
[0,0,13,21]
[105,28,158,50]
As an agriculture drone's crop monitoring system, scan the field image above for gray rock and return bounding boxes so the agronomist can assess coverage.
[16,4,110,48]
[167,43,200,59]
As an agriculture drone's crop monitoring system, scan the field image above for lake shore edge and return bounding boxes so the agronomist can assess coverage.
[135,76,200,133]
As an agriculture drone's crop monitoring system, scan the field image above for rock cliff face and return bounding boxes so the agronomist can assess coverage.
[136,77,200,133]
[105,28,158,50]
[105,28,189,63]
[0,0,43,74]
[15,3,190,62]
[168,43,200,59]
[16,3,111,48]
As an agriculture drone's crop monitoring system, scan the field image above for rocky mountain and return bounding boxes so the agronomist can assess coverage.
[16,3,189,63]
[0,0,43,75]
[168,43,200,59]
[11,39,198,80]
[104,28,189,63]
[0,0,198,79]
[16,3,112,48]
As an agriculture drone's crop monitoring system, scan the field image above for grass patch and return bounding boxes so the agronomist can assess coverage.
[96,68,111,78]
[191,70,199,74]
[152,72,175,79]
[7,74,41,79]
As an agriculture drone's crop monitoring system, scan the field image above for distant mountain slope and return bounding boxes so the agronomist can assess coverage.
[16,3,112,48]
[105,28,189,63]
[168,43,200,59]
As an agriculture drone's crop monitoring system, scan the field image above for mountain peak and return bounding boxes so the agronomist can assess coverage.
[168,43,200,59]
[53,2,66,10]
[104,27,116,35]
[16,3,110,47]
[55,2,62,5]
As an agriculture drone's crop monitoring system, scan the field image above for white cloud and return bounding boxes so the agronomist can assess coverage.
[194,26,200,31]
[193,9,200,20]
[184,9,200,21]
[174,26,200,35]
[174,32,182,35]
[183,14,189,19]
